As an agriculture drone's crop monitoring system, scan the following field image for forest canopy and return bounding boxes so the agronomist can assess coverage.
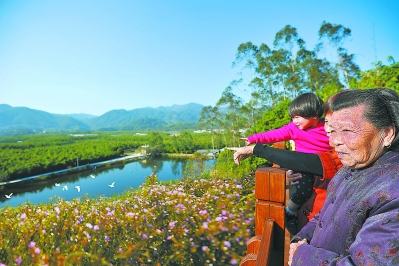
[198,22,398,146]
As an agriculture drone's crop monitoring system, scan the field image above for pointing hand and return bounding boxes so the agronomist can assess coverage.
[240,137,251,146]
[227,146,255,165]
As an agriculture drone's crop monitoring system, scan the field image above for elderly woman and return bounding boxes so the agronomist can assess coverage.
[230,92,344,234]
[231,88,399,264]
[287,88,399,265]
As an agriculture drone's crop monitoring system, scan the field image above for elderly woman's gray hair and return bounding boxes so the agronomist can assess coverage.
[330,88,399,151]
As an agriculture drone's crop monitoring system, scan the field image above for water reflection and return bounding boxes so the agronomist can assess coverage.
[0,157,214,208]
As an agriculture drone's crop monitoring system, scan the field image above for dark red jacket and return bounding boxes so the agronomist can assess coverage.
[297,148,343,229]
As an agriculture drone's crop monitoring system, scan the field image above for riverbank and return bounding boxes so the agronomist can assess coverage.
[0,150,219,187]
[0,153,147,186]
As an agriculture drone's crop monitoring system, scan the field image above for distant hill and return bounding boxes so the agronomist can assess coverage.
[0,103,204,133]
[62,113,98,123]
[87,103,204,130]
[0,104,90,132]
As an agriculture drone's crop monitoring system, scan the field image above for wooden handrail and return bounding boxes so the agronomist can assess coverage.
[239,218,274,266]
[255,218,274,266]
[239,142,290,266]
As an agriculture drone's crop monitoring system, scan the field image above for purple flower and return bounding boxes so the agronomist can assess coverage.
[169,221,176,228]
[175,204,185,210]
[142,234,148,239]
[15,256,22,265]
[202,246,208,252]
[105,236,110,242]
[224,241,231,248]
[202,222,209,230]
[20,213,27,219]
[93,225,100,230]
[34,247,40,255]
[86,223,93,229]
[55,207,60,215]
[231,258,238,264]
[29,241,36,248]
[199,210,208,216]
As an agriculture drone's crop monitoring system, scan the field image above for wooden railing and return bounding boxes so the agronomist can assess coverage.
[240,142,291,266]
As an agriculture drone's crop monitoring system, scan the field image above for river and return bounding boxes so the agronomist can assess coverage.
[0,157,216,208]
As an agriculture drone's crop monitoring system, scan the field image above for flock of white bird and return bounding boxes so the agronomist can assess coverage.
[4,174,115,199]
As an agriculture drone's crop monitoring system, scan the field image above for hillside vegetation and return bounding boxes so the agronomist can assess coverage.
[0,131,221,182]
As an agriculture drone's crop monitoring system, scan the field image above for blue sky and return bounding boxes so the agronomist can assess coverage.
[1,0,398,116]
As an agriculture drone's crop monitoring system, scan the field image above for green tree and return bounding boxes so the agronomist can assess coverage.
[148,132,164,155]
[252,99,291,134]
[233,42,262,128]
[198,106,221,150]
[349,59,399,92]
[216,87,245,147]
[317,21,360,86]
[273,25,304,98]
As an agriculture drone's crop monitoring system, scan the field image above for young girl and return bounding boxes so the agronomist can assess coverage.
[242,93,331,231]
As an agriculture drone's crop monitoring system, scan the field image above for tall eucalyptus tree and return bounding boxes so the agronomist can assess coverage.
[296,48,342,93]
[232,42,263,129]
[255,43,278,108]
[198,105,221,150]
[273,25,305,98]
[317,21,360,86]
[216,86,245,147]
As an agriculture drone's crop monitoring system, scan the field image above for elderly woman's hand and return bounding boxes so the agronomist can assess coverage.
[287,170,303,186]
[227,146,255,165]
[288,239,308,266]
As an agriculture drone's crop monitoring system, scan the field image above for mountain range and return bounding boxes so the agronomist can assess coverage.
[0,103,204,133]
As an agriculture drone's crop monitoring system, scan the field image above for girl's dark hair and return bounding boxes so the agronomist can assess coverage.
[288,93,324,118]
[331,88,399,151]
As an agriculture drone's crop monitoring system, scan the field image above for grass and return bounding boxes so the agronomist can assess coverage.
[0,172,255,265]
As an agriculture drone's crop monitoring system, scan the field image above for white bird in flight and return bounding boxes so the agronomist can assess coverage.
[62,185,68,191]
[55,183,60,186]
[90,174,96,178]
[75,186,81,192]
[108,182,115,188]
[5,193,13,199]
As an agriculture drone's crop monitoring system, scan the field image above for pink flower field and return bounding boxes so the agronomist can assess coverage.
[0,174,255,265]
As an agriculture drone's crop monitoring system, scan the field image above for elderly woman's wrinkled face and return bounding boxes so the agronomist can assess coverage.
[329,104,386,169]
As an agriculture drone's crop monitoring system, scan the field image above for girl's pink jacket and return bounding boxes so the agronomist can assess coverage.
[247,121,330,153]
